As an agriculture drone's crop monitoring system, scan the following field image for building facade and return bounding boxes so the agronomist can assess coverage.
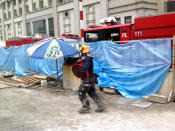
[0,0,174,41]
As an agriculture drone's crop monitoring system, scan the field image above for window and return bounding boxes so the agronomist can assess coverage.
[63,11,71,33]
[14,9,18,16]
[33,2,37,11]
[13,0,16,5]
[115,17,121,24]
[7,25,10,30]
[165,1,175,12]
[107,29,120,41]
[26,5,29,13]
[39,0,44,9]
[57,0,63,4]
[4,13,7,19]
[3,3,6,10]
[124,16,132,23]
[6,25,11,39]
[48,18,54,36]
[26,22,31,36]
[85,32,98,42]
[18,22,22,36]
[33,19,46,35]
[19,0,22,4]
[64,11,69,18]
[86,5,95,27]
[57,0,71,4]
[8,12,11,19]
[7,1,10,8]
[48,0,53,6]
[19,8,22,15]
[84,28,120,43]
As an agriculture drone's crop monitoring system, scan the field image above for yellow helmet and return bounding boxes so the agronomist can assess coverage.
[79,45,90,53]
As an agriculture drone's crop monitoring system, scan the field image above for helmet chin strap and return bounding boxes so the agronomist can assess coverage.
[82,53,87,60]
[82,53,87,55]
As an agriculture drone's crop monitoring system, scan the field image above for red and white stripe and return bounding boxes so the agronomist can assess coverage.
[79,0,84,41]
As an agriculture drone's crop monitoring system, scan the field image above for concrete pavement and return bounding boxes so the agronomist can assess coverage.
[0,83,175,131]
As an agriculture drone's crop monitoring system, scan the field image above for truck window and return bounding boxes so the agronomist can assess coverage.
[106,28,120,41]
[84,28,120,43]
[85,32,98,42]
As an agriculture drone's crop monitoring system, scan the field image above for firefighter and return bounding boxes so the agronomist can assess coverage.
[74,45,104,113]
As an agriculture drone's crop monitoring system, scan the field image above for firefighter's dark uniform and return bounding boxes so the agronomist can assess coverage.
[75,56,104,113]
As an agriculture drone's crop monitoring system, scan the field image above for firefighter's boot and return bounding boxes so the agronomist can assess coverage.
[78,106,90,114]
[95,100,104,113]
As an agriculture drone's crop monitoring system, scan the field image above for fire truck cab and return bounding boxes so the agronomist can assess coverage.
[84,23,131,43]
[84,13,175,43]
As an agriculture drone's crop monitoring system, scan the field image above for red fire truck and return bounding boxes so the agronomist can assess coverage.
[84,12,175,43]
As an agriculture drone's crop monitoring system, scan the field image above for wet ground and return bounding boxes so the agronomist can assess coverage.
[0,83,175,131]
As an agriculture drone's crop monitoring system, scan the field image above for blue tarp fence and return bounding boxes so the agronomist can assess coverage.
[87,39,171,99]
[0,44,63,78]
[0,39,171,99]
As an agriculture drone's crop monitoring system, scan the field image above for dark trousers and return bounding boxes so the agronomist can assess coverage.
[78,81,102,107]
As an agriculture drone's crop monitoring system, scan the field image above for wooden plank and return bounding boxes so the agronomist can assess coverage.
[13,78,26,83]
[15,76,41,87]
[24,71,39,74]
[0,78,22,84]
[0,80,25,87]
[32,75,48,80]
[18,76,40,82]
[0,76,41,88]
[28,81,41,87]
[47,75,57,79]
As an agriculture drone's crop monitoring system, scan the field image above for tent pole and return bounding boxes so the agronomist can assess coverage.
[172,35,175,101]
[56,59,59,82]
[168,35,175,102]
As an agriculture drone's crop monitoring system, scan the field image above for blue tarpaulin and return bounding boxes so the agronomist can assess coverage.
[87,39,171,99]
[0,44,63,78]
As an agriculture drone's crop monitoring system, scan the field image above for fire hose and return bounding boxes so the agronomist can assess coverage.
[72,59,90,82]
